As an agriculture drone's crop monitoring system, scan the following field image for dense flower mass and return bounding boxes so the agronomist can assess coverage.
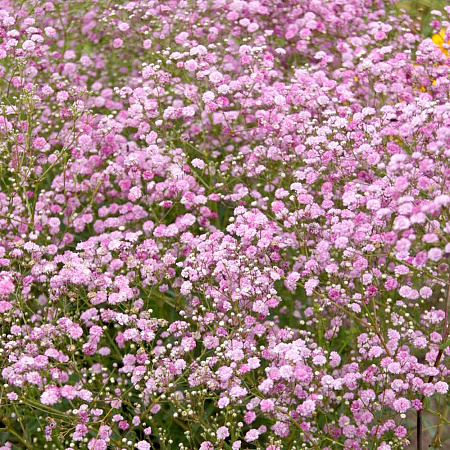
[0,0,449,449]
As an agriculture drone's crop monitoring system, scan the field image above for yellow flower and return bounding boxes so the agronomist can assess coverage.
[432,29,449,56]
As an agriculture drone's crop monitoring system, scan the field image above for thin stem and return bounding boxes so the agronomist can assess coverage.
[417,411,422,450]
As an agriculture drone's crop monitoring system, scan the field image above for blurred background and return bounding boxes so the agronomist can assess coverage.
[399,0,449,35]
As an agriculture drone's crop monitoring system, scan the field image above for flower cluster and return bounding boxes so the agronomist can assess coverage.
[0,0,449,449]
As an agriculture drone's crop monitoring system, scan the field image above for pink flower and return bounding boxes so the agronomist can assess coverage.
[180,281,192,295]
[260,399,275,412]
[128,187,142,202]
[200,442,214,450]
[217,426,229,439]
[22,40,36,51]
[244,429,260,442]
[192,158,205,169]
[434,381,448,394]
[40,386,60,405]
[392,398,411,413]
[218,397,229,408]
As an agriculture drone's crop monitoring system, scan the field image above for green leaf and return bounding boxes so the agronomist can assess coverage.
[439,339,450,350]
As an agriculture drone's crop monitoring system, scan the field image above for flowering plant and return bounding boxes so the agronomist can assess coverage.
[0,1,449,449]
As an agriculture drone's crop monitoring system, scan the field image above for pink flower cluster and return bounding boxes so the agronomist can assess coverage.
[0,0,449,449]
